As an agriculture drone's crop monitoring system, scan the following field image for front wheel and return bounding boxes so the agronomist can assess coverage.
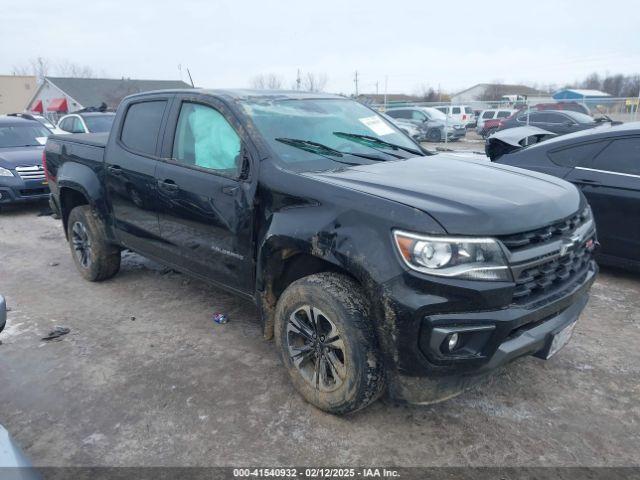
[275,272,385,414]
[426,129,442,142]
[67,205,121,282]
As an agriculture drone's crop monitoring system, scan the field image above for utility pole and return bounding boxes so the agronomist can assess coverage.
[296,69,301,91]
[384,75,388,110]
[375,81,379,96]
[354,71,359,97]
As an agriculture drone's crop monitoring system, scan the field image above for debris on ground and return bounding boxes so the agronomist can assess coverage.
[49,262,59,267]
[130,316,136,321]
[213,313,228,324]
[41,326,71,341]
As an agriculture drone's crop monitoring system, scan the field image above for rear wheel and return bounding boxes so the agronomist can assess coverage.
[275,272,385,414]
[67,205,121,282]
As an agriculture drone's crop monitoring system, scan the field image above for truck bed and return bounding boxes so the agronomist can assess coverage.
[48,132,109,148]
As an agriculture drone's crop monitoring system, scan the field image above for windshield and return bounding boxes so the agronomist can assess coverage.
[84,114,115,133]
[566,111,596,124]
[423,107,447,120]
[241,98,420,172]
[0,124,50,147]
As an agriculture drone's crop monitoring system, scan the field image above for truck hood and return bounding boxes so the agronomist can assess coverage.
[304,155,581,236]
[0,146,43,169]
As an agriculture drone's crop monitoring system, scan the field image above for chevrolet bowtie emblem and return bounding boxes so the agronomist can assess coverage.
[560,234,582,256]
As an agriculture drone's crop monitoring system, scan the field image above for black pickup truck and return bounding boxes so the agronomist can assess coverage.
[44,90,597,414]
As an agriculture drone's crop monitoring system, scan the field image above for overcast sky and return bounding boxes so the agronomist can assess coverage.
[2,0,639,95]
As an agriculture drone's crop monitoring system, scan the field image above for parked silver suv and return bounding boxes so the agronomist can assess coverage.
[385,107,466,142]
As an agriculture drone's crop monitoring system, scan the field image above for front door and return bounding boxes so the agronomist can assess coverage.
[105,97,170,255]
[155,96,256,294]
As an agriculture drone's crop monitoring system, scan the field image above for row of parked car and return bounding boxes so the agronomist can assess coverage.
[0,110,115,209]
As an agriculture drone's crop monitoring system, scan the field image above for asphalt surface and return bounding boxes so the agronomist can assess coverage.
[0,202,639,467]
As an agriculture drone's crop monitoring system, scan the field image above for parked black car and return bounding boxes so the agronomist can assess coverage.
[497,110,599,136]
[493,123,640,271]
[0,116,51,210]
[45,90,596,414]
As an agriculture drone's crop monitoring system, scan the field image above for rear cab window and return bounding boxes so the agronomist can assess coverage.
[120,100,167,155]
[464,107,473,114]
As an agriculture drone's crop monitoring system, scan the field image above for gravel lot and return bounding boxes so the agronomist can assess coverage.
[1,202,639,467]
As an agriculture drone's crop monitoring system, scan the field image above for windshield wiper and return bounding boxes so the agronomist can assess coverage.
[275,137,389,164]
[333,132,424,156]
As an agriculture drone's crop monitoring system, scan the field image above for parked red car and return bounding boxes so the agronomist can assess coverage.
[534,102,591,115]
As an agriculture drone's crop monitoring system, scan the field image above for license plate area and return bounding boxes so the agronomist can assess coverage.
[545,320,577,359]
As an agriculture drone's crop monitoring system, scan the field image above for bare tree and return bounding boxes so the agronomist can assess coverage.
[12,56,50,82]
[250,73,285,90]
[56,60,95,78]
[302,72,328,92]
[416,84,439,102]
[12,57,97,81]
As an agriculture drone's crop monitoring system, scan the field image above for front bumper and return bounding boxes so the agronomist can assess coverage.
[445,128,466,140]
[0,176,50,205]
[379,259,597,403]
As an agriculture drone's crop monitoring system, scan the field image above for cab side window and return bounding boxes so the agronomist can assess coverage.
[172,103,241,177]
[121,100,167,155]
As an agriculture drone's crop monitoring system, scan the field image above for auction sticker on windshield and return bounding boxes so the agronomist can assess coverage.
[359,116,395,136]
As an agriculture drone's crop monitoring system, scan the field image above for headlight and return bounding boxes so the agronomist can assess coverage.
[0,167,14,177]
[393,230,512,281]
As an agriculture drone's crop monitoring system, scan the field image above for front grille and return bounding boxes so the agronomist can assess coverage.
[500,209,591,250]
[512,240,592,302]
[15,165,45,181]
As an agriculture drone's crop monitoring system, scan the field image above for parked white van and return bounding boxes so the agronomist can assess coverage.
[434,105,475,127]
[476,109,517,133]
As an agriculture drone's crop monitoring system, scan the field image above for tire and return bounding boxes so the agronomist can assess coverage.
[426,129,441,142]
[274,272,385,414]
[67,205,121,282]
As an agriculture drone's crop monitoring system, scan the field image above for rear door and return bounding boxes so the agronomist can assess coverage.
[155,94,256,294]
[105,95,172,256]
[571,136,640,263]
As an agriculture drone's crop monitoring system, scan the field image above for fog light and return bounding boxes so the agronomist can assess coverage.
[447,333,460,351]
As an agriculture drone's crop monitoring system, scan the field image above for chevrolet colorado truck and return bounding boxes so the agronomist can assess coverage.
[44,90,597,414]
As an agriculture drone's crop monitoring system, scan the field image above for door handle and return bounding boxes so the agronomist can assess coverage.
[107,165,123,175]
[222,185,239,195]
[158,179,179,192]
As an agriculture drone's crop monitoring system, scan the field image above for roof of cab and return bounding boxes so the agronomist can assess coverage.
[124,88,345,102]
